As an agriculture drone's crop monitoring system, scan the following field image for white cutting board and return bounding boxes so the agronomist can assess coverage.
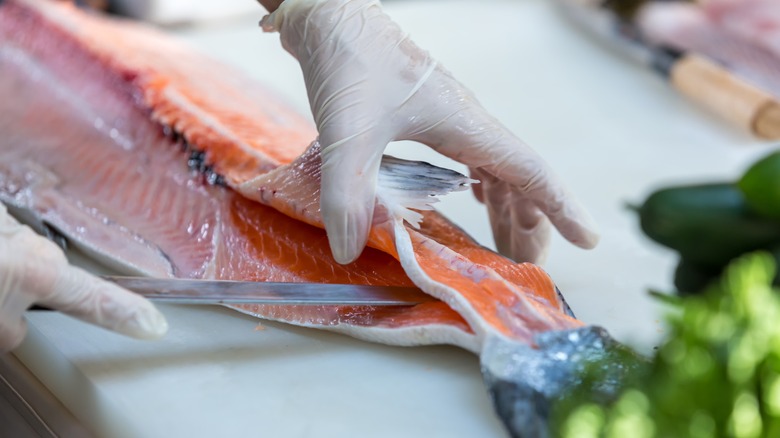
[13,1,776,437]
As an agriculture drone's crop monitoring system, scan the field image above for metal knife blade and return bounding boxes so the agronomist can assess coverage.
[103,276,431,306]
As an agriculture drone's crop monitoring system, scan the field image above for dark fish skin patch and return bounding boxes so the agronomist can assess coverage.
[159,122,227,187]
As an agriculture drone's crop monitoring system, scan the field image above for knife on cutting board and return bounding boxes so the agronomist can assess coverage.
[556,0,780,139]
[30,277,431,308]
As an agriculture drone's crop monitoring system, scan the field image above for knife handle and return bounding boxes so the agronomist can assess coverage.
[668,53,780,140]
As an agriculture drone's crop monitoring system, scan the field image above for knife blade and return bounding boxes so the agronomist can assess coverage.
[102,276,431,306]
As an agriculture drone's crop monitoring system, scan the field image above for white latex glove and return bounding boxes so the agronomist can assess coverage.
[0,204,168,352]
[261,0,599,264]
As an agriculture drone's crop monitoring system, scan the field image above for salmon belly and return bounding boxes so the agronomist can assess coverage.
[0,0,580,353]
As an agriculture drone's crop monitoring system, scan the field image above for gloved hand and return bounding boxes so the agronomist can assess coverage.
[0,204,168,352]
[261,0,599,264]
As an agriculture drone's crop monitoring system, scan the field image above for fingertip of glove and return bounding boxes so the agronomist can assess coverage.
[572,228,600,250]
[323,204,372,265]
[584,231,601,249]
[327,219,370,265]
[331,243,362,265]
[0,318,28,353]
[563,205,600,250]
[118,305,169,340]
[559,219,599,250]
[259,14,278,32]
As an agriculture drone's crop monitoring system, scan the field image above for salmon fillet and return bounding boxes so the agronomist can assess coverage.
[0,0,579,355]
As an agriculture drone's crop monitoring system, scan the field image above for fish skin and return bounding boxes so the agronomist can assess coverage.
[0,2,607,435]
[481,327,636,438]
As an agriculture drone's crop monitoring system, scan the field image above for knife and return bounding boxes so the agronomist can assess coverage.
[101,276,430,306]
[556,0,780,139]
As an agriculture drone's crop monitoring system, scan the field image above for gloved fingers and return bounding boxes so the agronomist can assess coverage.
[469,167,485,204]
[510,165,598,252]
[508,197,552,265]
[418,111,599,250]
[0,207,166,343]
[0,316,28,353]
[480,173,512,256]
[480,172,552,264]
[319,132,387,264]
[38,266,168,340]
[261,0,598,258]
[0,220,61,321]
[0,213,35,352]
[0,277,36,352]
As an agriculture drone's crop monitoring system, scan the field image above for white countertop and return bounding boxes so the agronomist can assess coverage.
[13,0,776,437]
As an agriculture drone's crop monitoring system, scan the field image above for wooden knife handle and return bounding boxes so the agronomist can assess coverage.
[669,54,780,140]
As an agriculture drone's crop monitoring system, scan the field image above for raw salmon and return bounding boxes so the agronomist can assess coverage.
[0,0,579,349]
[0,1,606,435]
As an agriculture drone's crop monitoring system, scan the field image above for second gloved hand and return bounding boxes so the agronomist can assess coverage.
[0,204,168,352]
[262,0,599,264]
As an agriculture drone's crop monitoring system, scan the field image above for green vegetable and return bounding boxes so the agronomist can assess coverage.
[634,183,780,269]
[674,248,780,295]
[673,259,721,295]
[739,151,780,220]
[552,253,780,437]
